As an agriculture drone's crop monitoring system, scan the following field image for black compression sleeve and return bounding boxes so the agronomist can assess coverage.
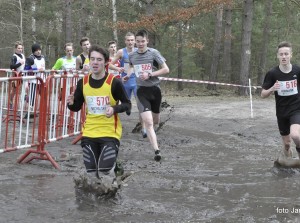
[67,79,85,112]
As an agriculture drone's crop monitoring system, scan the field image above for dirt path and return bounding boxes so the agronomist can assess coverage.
[1,95,300,223]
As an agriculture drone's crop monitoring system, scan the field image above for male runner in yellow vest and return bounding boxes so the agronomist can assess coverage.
[67,45,131,189]
[76,37,90,72]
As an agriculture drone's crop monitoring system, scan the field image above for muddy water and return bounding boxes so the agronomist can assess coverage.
[1,95,300,223]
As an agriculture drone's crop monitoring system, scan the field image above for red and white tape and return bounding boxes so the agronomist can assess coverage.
[159,77,261,89]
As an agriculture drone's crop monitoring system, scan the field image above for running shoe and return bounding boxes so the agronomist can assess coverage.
[141,129,147,138]
[154,150,161,162]
[283,148,293,158]
[114,161,124,176]
[23,112,35,119]
[98,171,118,191]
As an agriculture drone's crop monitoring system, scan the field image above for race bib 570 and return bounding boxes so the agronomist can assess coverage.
[86,96,110,115]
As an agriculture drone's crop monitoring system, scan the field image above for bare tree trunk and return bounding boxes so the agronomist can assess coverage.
[239,0,254,95]
[77,1,88,38]
[177,22,183,91]
[65,0,72,43]
[77,2,83,39]
[18,0,23,44]
[257,0,272,93]
[223,3,232,82]
[145,0,156,47]
[112,0,118,42]
[207,5,223,91]
[31,1,36,42]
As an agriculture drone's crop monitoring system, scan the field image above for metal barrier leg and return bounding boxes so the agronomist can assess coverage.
[72,133,82,144]
[17,149,60,169]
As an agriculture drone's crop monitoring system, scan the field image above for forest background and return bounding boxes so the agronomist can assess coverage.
[0,0,299,95]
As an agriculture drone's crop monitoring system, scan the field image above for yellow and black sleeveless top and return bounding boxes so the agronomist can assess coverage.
[79,53,90,69]
[82,74,122,139]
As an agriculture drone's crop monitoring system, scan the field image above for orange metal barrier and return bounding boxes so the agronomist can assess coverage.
[0,74,58,165]
[43,72,85,143]
[0,70,85,169]
[0,69,20,123]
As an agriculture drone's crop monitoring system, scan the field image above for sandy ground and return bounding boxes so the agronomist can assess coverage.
[1,93,300,223]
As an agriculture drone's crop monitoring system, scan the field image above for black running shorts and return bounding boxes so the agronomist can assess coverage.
[136,85,161,114]
[277,112,300,136]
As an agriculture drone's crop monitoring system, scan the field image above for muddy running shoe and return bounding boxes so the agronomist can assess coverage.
[154,150,161,162]
[141,129,147,138]
[23,112,35,119]
[111,178,119,189]
[114,161,124,176]
[283,148,293,158]
[98,172,118,192]
[114,161,124,188]
[86,172,101,190]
